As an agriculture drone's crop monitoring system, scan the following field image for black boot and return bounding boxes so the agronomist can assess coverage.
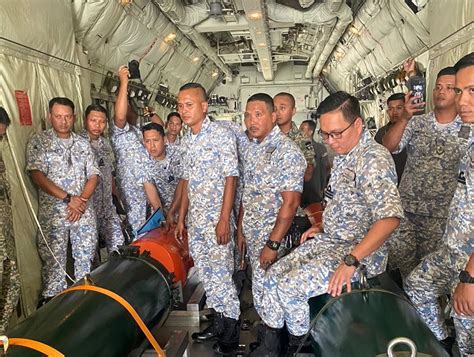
[191,312,224,342]
[285,333,307,356]
[440,336,454,356]
[249,324,281,357]
[249,323,265,352]
[213,317,240,355]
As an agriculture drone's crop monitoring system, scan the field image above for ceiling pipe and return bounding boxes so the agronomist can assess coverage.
[265,0,352,78]
[152,0,233,79]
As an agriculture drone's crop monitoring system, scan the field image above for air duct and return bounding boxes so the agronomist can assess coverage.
[152,0,233,79]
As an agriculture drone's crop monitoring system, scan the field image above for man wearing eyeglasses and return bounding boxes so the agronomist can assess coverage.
[383,67,471,279]
[250,91,403,356]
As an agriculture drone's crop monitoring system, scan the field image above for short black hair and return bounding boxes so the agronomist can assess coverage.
[0,107,11,127]
[179,82,208,101]
[317,91,361,123]
[387,93,405,104]
[49,97,75,113]
[274,92,295,108]
[437,66,456,78]
[166,111,182,123]
[247,93,274,113]
[301,120,316,134]
[142,122,165,137]
[85,104,108,119]
[454,52,474,73]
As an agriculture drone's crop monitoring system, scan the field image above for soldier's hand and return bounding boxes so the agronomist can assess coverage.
[68,196,86,213]
[175,220,185,242]
[453,282,474,316]
[327,263,356,297]
[259,246,277,270]
[164,210,176,232]
[215,217,230,245]
[66,207,82,223]
[237,230,246,255]
[300,224,322,244]
[118,65,130,83]
[403,91,424,120]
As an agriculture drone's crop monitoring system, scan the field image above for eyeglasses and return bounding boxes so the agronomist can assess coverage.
[318,119,356,141]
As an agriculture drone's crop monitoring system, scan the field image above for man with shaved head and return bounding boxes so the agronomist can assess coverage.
[175,82,241,354]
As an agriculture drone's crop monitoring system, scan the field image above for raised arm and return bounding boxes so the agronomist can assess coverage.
[114,65,130,129]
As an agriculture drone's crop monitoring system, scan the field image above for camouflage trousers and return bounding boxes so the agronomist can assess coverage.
[95,203,124,253]
[188,224,240,320]
[388,211,446,278]
[38,213,97,298]
[122,192,147,237]
[405,247,473,355]
[244,225,287,319]
[260,238,346,336]
[0,203,20,334]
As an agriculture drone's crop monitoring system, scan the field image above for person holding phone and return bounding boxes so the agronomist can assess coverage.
[383,65,471,279]
[404,52,474,357]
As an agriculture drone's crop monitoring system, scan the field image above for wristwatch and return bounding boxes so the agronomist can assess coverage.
[62,193,72,204]
[266,240,281,251]
[343,254,360,268]
[459,270,474,284]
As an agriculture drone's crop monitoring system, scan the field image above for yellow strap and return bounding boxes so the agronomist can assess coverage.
[0,337,64,356]
[60,285,165,357]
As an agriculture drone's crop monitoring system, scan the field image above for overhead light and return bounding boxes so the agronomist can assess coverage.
[248,12,262,20]
[322,66,329,74]
[192,56,200,62]
[164,32,176,43]
[211,70,219,78]
[258,43,266,47]
[256,31,263,35]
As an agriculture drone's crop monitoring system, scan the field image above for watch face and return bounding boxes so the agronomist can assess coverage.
[344,255,355,266]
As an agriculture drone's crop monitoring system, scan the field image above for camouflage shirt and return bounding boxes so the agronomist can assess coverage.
[181,117,239,228]
[322,130,404,276]
[286,121,314,166]
[146,147,183,211]
[242,125,306,236]
[26,129,100,215]
[445,137,474,259]
[395,112,472,217]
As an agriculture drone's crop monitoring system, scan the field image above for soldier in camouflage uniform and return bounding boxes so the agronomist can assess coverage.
[142,122,182,212]
[175,83,240,354]
[0,107,20,333]
[164,111,183,149]
[274,92,315,182]
[251,92,403,356]
[383,67,472,278]
[404,53,474,357]
[239,93,306,320]
[27,97,100,301]
[111,66,160,235]
[81,104,124,253]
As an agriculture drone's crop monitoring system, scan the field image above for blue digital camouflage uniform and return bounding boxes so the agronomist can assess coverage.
[405,137,474,355]
[80,131,124,252]
[242,125,306,318]
[26,129,100,298]
[215,120,253,272]
[260,130,403,336]
[110,123,151,235]
[287,122,315,167]
[147,146,183,212]
[0,138,20,334]
[388,113,471,278]
[181,116,240,320]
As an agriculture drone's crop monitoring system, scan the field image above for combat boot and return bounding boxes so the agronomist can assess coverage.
[191,311,224,342]
[285,333,307,356]
[213,316,240,355]
[249,324,281,357]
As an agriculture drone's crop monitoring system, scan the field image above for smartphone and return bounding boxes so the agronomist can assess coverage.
[409,76,426,115]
